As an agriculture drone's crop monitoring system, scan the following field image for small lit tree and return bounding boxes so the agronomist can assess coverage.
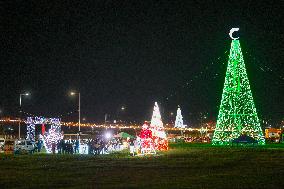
[139,122,156,154]
[175,106,185,129]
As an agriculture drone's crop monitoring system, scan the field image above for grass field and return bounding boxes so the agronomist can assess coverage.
[0,143,284,189]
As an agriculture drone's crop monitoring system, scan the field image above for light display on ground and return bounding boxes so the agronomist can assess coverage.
[139,122,156,154]
[212,33,265,145]
[44,128,63,153]
[174,106,185,129]
[26,117,63,152]
[150,102,168,151]
[26,117,36,142]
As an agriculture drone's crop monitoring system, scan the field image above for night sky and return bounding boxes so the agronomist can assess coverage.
[1,1,283,125]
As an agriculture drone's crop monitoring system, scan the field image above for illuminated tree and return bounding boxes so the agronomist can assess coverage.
[150,102,168,151]
[139,122,156,154]
[212,39,265,145]
[174,106,185,128]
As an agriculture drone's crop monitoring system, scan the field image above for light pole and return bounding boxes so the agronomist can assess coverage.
[70,92,81,137]
[120,106,126,124]
[104,114,108,129]
[19,92,30,139]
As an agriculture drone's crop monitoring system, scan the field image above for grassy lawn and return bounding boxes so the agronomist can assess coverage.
[0,143,283,189]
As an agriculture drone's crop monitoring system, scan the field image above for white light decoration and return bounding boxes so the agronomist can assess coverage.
[174,106,185,129]
[44,128,63,153]
[79,144,89,154]
[229,28,240,40]
[150,102,168,151]
[105,132,112,139]
[26,117,36,142]
[150,102,166,138]
[25,117,63,152]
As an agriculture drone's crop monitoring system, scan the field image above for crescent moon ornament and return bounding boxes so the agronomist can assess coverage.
[229,28,240,40]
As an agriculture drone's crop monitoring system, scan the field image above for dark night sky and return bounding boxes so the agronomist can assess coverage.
[1,0,284,125]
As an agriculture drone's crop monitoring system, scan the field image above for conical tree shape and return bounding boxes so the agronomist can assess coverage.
[212,40,265,145]
[175,106,185,128]
[150,102,168,150]
[139,122,156,154]
[150,102,164,132]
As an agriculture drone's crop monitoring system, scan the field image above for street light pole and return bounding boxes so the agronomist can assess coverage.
[19,93,29,139]
[18,95,22,139]
[78,92,81,134]
[70,91,81,139]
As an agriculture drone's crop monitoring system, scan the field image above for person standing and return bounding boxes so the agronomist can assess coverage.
[51,142,56,154]
[129,139,135,156]
[94,142,100,155]
[37,139,42,152]
[75,140,79,154]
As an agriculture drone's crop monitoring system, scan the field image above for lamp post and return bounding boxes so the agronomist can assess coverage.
[119,106,126,124]
[70,92,81,137]
[19,92,30,139]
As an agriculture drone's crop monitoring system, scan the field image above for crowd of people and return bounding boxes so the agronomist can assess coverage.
[56,139,80,154]
[46,137,133,155]
[31,135,137,155]
[84,137,136,155]
[17,134,212,156]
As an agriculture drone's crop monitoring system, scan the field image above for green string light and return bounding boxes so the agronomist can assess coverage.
[212,40,265,145]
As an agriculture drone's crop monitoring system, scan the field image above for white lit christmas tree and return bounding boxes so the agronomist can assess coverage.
[174,106,185,129]
[150,102,168,151]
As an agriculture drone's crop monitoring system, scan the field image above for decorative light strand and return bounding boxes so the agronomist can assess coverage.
[174,106,185,128]
[212,40,265,145]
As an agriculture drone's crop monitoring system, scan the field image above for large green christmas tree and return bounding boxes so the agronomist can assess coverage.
[212,39,265,145]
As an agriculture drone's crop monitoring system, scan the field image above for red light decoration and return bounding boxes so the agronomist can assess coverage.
[139,122,156,154]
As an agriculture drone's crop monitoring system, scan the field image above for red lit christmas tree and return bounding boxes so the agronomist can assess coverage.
[139,121,156,154]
